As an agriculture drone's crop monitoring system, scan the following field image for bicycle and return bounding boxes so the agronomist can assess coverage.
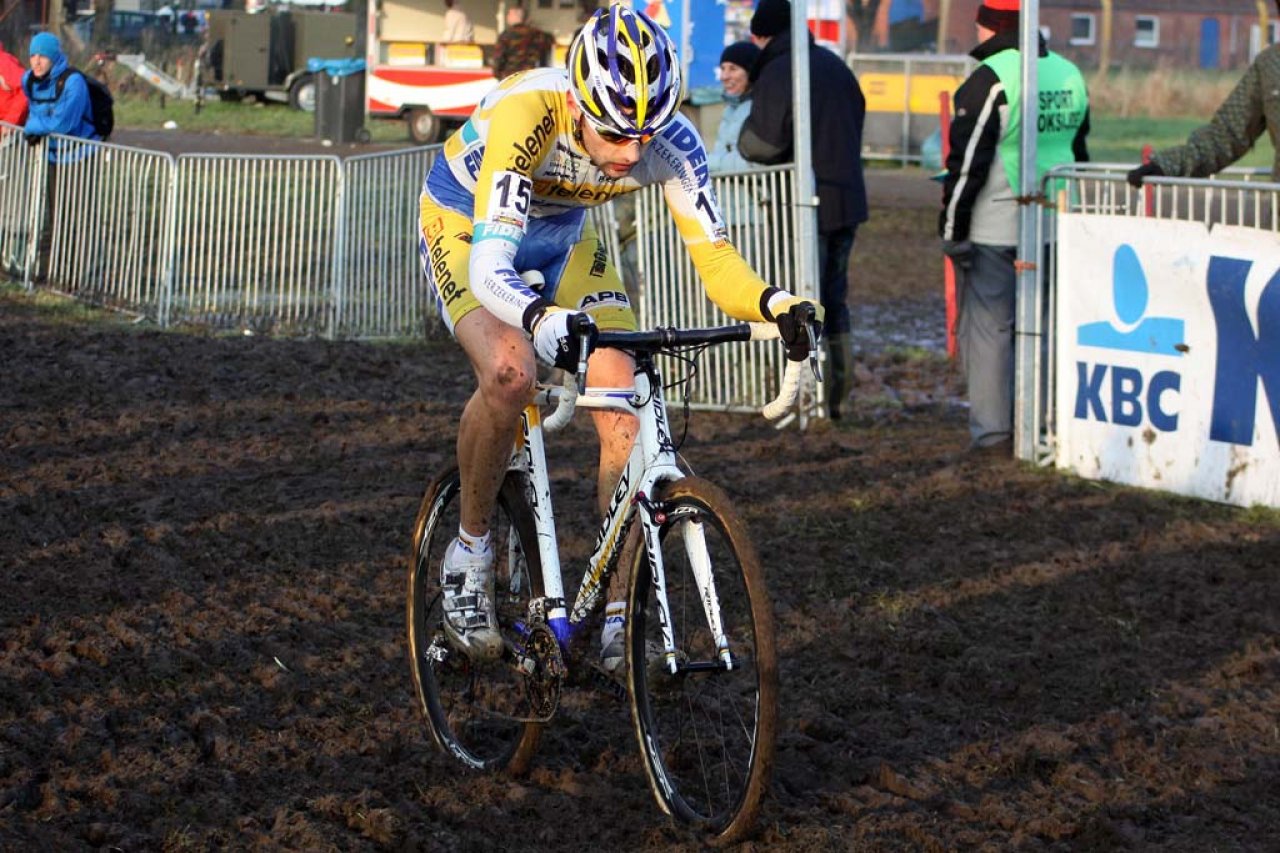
[407,313,818,844]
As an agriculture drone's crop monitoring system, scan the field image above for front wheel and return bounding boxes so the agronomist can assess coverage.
[407,468,545,773]
[627,477,778,845]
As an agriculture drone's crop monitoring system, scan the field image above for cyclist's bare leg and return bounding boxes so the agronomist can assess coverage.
[454,308,538,537]
[585,346,639,603]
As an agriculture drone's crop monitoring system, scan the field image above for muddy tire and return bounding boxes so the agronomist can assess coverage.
[407,468,544,774]
[627,477,778,845]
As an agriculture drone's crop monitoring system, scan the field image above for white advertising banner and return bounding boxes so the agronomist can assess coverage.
[1055,214,1280,507]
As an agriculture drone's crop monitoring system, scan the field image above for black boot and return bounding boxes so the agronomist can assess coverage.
[825,334,851,420]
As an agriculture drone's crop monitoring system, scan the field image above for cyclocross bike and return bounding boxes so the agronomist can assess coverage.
[407,313,818,844]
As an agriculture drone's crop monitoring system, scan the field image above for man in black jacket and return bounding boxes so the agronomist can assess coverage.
[738,0,868,420]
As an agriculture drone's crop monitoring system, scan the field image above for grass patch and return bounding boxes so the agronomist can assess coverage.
[1087,115,1273,169]
[115,95,415,144]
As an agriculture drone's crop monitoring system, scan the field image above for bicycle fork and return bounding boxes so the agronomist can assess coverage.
[637,493,734,675]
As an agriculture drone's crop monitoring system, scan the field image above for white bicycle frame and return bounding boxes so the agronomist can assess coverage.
[511,367,707,675]
[505,321,810,676]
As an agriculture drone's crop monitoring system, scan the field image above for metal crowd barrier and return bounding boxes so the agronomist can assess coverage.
[1,129,814,417]
[339,146,440,338]
[170,154,341,333]
[633,165,816,414]
[0,129,40,280]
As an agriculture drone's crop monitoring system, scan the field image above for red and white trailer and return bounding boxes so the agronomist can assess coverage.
[363,0,582,143]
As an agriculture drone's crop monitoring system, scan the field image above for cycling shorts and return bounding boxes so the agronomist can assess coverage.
[419,193,638,335]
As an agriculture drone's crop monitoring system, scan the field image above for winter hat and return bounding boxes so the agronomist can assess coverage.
[976,0,1019,33]
[750,0,791,38]
[720,41,760,71]
[29,31,61,59]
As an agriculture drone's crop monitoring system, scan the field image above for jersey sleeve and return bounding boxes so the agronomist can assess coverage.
[467,90,560,331]
[655,120,793,322]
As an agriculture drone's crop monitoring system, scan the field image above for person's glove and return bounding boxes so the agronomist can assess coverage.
[776,301,822,362]
[23,132,42,147]
[942,239,974,270]
[530,308,598,372]
[1127,161,1163,188]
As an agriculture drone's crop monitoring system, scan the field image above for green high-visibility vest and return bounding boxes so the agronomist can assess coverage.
[981,48,1088,191]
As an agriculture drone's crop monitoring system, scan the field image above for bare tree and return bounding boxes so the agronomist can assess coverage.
[846,0,883,52]
[92,0,115,47]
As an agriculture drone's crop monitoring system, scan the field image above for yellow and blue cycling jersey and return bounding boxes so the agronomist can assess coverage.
[419,68,796,333]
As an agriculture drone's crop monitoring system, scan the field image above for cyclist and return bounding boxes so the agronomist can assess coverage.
[419,5,821,667]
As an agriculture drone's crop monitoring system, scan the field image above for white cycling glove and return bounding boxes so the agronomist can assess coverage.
[529,308,597,372]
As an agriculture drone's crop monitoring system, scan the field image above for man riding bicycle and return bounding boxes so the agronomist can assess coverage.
[419,5,821,669]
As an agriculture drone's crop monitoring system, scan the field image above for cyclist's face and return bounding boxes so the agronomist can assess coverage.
[30,54,52,77]
[577,116,649,179]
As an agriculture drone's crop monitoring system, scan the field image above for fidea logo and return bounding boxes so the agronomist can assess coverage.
[1073,244,1280,447]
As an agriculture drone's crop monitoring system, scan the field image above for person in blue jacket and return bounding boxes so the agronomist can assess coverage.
[22,32,100,283]
[22,32,99,158]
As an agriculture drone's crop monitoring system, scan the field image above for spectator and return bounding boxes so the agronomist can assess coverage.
[441,0,475,43]
[22,32,99,149]
[0,38,29,128]
[492,4,554,80]
[1128,26,1280,185]
[706,41,759,174]
[939,0,1090,456]
[157,4,177,31]
[22,32,101,283]
[738,0,868,421]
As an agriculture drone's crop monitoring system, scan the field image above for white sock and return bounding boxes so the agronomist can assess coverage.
[601,601,626,648]
[456,526,492,556]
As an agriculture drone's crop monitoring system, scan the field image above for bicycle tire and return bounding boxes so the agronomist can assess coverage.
[626,476,778,845]
[407,467,545,774]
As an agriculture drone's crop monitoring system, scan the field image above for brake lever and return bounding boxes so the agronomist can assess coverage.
[805,322,823,382]
[576,330,591,394]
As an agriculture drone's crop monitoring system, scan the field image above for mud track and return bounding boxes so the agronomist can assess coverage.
[2,170,1278,850]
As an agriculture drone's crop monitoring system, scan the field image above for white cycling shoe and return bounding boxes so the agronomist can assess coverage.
[440,538,503,663]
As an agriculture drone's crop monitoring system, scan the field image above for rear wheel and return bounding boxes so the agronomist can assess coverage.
[627,477,778,845]
[407,468,545,773]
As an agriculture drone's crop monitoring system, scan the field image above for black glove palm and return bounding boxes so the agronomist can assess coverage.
[1127,161,1163,188]
[777,302,821,363]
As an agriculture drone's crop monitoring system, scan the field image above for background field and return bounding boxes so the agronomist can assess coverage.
[106,63,1273,166]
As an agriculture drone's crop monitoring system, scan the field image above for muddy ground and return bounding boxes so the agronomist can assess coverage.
[2,172,1279,851]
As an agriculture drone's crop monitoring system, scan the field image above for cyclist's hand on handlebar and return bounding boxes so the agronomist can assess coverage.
[776,301,824,363]
[531,308,598,372]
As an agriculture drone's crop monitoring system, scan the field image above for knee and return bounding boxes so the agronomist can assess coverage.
[478,354,537,412]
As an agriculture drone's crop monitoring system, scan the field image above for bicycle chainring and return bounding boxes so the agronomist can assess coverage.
[522,623,564,720]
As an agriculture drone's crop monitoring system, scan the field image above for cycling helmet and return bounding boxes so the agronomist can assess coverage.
[567,5,682,139]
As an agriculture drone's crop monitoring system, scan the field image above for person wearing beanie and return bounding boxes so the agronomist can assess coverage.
[1128,0,1280,185]
[22,31,101,283]
[939,0,1090,456]
[0,38,28,129]
[706,41,760,174]
[975,0,1019,34]
[22,31,99,150]
[749,0,790,39]
[738,0,868,420]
